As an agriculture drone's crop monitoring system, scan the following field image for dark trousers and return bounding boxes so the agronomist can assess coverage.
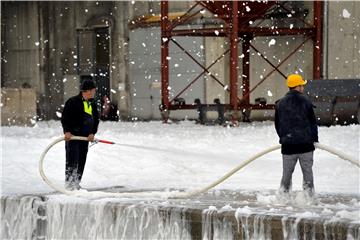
[280,151,314,193]
[65,140,89,184]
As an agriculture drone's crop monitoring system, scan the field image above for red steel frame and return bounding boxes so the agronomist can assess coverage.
[160,1,323,122]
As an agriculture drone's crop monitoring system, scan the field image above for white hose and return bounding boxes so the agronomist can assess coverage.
[39,136,359,199]
[39,136,88,196]
[39,136,177,199]
[171,145,281,199]
[172,142,359,198]
[314,142,359,167]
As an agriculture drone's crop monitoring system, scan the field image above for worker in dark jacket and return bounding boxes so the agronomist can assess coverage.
[275,74,318,196]
[61,78,99,190]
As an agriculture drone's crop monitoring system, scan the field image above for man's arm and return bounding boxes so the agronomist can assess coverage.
[61,100,72,134]
[61,98,75,141]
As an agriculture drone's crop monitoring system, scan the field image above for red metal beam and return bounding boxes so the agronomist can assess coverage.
[168,103,275,111]
[170,37,247,104]
[169,38,228,102]
[241,27,315,36]
[250,44,287,79]
[161,1,170,121]
[250,104,275,110]
[230,1,238,111]
[159,1,322,122]
[242,36,251,105]
[168,2,202,31]
[198,1,277,25]
[170,27,314,37]
[197,1,231,21]
[241,36,312,102]
[169,71,204,104]
[313,1,323,79]
[278,3,313,28]
[171,28,228,37]
[236,1,277,29]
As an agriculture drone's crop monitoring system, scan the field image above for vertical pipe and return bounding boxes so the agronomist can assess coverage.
[242,37,250,105]
[161,1,169,121]
[313,1,323,80]
[230,1,239,111]
[322,0,329,79]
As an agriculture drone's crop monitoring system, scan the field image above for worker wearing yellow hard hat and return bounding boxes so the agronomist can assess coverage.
[275,73,318,198]
[286,74,307,88]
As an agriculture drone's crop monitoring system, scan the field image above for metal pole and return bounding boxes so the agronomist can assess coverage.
[242,36,251,105]
[161,1,170,121]
[230,1,239,111]
[323,0,329,79]
[313,1,323,80]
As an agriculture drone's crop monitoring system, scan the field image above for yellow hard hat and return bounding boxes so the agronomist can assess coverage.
[287,74,307,88]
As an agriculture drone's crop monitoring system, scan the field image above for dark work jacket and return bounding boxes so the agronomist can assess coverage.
[61,93,99,137]
[275,90,318,154]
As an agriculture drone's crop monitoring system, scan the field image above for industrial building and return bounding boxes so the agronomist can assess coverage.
[1,1,359,125]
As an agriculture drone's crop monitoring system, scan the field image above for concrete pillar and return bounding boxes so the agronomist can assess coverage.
[204,36,227,120]
[1,2,41,90]
[1,3,42,95]
[113,1,131,118]
[328,1,360,79]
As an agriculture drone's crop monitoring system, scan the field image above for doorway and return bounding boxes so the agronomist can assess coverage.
[76,27,110,109]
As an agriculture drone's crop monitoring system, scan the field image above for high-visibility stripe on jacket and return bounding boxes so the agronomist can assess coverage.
[83,101,92,115]
[61,93,99,136]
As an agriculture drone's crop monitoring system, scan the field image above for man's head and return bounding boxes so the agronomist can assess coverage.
[287,74,307,93]
[81,79,96,100]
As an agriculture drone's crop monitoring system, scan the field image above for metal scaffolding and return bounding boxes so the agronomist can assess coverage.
[160,1,323,122]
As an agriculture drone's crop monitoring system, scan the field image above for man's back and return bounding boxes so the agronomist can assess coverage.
[275,90,318,145]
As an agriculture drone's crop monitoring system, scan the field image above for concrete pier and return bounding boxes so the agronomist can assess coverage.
[1,188,359,239]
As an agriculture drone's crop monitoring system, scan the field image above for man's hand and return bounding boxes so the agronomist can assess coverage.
[88,134,95,142]
[64,132,72,141]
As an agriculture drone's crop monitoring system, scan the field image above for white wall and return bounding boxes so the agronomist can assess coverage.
[328,1,360,79]
[129,26,205,120]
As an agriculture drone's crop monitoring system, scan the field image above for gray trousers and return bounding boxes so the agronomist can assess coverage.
[280,151,314,193]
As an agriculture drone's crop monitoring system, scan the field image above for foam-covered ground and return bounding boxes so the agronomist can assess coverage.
[2,120,359,196]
